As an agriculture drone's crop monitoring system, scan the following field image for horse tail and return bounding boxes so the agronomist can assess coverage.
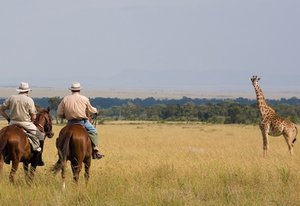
[0,127,9,152]
[51,130,72,175]
[61,134,71,162]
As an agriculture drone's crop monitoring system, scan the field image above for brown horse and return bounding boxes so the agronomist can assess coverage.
[52,124,92,189]
[0,107,54,183]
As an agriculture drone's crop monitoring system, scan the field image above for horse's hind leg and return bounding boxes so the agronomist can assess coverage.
[71,160,82,183]
[84,157,91,186]
[23,162,30,182]
[30,165,37,179]
[9,157,20,183]
[61,160,67,191]
[52,160,61,175]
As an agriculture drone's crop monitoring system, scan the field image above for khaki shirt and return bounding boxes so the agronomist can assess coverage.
[57,92,97,120]
[0,94,37,122]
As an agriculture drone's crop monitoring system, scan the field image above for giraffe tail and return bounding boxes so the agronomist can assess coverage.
[292,126,298,144]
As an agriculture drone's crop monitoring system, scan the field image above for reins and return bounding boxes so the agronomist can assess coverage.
[90,113,98,128]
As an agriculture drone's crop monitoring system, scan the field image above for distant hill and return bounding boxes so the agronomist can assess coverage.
[0,87,299,99]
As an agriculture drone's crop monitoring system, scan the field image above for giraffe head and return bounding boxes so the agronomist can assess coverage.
[250,75,260,86]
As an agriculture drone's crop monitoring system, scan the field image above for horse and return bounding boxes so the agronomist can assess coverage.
[0,107,54,183]
[51,123,92,190]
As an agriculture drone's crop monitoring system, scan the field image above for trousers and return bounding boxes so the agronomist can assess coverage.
[67,119,99,147]
[10,120,42,151]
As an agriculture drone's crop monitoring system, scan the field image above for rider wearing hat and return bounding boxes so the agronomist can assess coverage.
[0,82,45,166]
[57,82,104,159]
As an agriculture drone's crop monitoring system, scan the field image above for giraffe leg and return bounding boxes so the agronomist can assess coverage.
[283,133,294,157]
[260,125,269,157]
[282,124,298,158]
[263,134,269,156]
[263,136,269,157]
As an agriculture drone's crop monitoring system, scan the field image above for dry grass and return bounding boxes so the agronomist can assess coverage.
[0,121,300,205]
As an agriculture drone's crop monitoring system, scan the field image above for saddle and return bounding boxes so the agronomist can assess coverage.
[12,125,39,151]
[67,121,91,132]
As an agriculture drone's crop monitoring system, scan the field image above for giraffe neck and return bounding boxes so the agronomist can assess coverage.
[253,83,274,118]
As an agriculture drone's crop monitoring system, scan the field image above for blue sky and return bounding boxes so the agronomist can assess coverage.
[0,0,299,94]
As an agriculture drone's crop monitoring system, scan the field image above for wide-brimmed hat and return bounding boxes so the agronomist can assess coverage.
[69,82,82,91]
[16,82,32,92]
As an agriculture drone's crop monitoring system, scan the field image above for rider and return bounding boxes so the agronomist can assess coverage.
[0,82,44,166]
[57,82,104,159]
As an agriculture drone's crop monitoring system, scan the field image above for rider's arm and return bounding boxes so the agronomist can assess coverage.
[31,113,37,122]
[0,108,10,123]
[0,99,11,123]
[57,100,65,119]
[86,100,97,115]
[28,98,38,122]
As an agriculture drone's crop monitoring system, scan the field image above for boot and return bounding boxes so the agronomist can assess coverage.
[38,140,45,166]
[92,146,104,159]
[31,151,43,166]
[88,133,104,159]
[35,151,44,166]
[4,156,10,164]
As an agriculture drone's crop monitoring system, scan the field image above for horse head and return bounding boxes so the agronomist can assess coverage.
[35,106,54,138]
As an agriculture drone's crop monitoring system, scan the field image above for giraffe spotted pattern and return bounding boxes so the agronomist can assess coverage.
[251,75,298,157]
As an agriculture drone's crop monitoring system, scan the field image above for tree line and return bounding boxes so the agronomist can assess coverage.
[100,100,300,124]
[1,96,300,124]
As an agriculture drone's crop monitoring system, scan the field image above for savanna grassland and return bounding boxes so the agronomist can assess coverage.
[0,121,300,206]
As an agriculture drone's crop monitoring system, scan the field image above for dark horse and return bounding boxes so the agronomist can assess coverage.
[0,107,54,182]
[52,124,92,189]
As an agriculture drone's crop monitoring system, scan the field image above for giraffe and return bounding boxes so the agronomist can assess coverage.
[250,75,298,157]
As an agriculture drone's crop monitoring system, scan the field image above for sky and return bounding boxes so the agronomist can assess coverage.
[0,0,300,95]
